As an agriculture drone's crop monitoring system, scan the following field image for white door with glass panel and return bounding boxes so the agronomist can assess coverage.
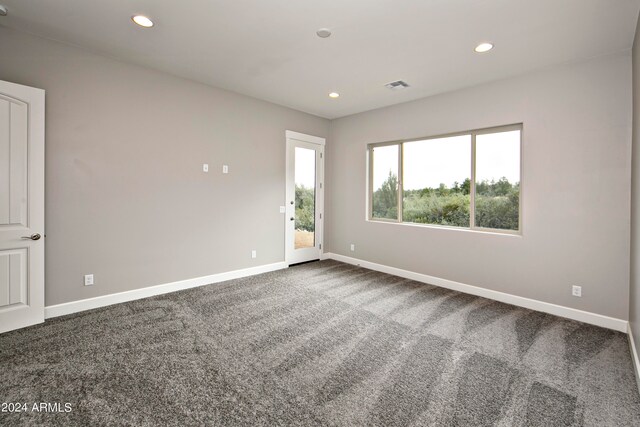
[285,131,324,265]
[0,80,45,334]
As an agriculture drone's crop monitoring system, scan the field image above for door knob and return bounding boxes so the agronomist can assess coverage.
[290,217,295,221]
[21,233,41,241]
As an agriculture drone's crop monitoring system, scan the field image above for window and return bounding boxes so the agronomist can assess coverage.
[475,130,521,230]
[368,124,521,233]
[371,144,399,220]
[403,135,471,227]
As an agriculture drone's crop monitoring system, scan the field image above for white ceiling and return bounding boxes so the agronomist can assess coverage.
[0,0,639,119]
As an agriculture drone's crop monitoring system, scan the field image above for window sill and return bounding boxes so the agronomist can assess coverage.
[366,218,522,237]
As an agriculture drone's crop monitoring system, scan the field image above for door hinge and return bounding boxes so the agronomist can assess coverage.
[320,182,323,189]
[319,213,322,219]
[320,152,323,159]
[319,244,322,249]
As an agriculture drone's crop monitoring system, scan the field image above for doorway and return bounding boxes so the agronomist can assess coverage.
[285,131,324,265]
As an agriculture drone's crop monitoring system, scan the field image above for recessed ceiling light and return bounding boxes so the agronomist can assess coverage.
[329,92,340,98]
[316,28,332,38]
[132,15,154,28]
[474,42,494,53]
[0,5,8,16]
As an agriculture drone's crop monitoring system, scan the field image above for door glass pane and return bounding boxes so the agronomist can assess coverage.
[403,135,471,227]
[475,130,520,230]
[295,147,316,249]
[371,145,399,220]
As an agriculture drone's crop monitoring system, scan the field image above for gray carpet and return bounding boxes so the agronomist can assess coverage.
[1,260,639,426]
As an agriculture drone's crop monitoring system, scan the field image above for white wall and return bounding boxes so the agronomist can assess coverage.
[0,26,330,306]
[631,13,640,357]
[327,52,632,320]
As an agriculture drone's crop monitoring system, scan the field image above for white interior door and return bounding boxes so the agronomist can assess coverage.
[0,80,45,334]
[285,131,324,265]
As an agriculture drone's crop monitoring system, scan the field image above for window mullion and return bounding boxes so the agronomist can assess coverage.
[398,143,403,223]
[368,147,374,220]
[470,133,476,229]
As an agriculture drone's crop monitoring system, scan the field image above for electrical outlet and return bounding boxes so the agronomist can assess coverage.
[350,244,355,252]
[251,250,257,259]
[84,274,94,286]
[202,164,209,172]
[222,165,229,174]
[279,206,286,213]
[572,285,582,297]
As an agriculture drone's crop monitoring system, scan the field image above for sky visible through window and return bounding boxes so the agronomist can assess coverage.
[403,135,470,190]
[373,131,520,190]
[476,131,520,185]
[295,147,316,188]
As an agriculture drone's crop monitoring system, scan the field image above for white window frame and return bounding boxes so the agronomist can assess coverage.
[367,123,523,235]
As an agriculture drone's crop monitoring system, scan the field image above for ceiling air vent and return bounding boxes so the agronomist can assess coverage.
[385,80,410,90]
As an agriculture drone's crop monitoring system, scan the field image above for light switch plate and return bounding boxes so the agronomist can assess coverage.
[222,165,229,174]
[251,250,257,259]
[203,164,209,172]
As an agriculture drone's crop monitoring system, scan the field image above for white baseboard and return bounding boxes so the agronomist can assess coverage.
[45,253,628,333]
[629,324,640,395]
[323,252,628,332]
[45,262,288,319]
